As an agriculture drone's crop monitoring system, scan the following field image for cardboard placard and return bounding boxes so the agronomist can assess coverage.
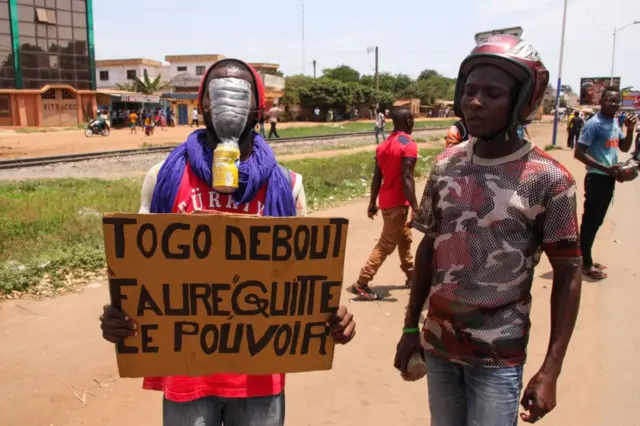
[102,213,349,378]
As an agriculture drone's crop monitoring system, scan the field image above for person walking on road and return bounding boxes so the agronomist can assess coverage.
[268,103,281,138]
[375,108,386,144]
[395,35,583,425]
[190,107,199,127]
[128,110,138,135]
[567,111,584,149]
[348,108,418,301]
[99,58,356,426]
[574,87,637,280]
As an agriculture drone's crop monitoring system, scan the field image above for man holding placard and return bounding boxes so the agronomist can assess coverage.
[100,58,356,426]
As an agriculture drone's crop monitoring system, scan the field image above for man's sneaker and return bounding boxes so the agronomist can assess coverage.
[347,284,382,301]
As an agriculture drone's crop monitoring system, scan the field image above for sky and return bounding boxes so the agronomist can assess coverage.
[92,0,640,92]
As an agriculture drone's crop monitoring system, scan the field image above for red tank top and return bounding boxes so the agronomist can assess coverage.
[142,162,294,402]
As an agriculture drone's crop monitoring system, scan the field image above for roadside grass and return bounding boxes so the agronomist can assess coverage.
[544,144,564,151]
[0,147,441,295]
[273,119,455,139]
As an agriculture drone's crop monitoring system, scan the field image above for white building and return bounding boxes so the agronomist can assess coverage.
[95,54,285,102]
[95,58,166,89]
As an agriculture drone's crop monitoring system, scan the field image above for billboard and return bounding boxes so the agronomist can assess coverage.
[580,77,621,105]
[474,27,523,44]
[622,91,640,111]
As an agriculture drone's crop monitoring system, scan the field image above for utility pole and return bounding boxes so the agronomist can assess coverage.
[551,0,568,146]
[312,60,316,79]
[375,46,379,90]
[301,4,305,75]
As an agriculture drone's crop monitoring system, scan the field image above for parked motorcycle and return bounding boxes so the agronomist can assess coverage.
[84,119,110,137]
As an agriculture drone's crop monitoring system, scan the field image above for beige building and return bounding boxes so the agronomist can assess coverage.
[96,58,165,90]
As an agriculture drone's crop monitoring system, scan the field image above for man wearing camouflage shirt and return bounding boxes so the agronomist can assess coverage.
[394,36,582,425]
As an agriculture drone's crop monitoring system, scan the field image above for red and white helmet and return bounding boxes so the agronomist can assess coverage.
[453,34,549,125]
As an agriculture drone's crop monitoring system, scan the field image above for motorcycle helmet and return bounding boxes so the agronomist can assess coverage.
[453,35,549,127]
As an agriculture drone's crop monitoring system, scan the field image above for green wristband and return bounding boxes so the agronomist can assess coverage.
[403,327,420,334]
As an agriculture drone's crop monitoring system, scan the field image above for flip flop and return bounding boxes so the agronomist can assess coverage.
[583,268,608,281]
[347,284,383,301]
[593,263,607,271]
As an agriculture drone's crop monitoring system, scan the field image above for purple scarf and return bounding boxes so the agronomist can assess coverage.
[150,129,296,217]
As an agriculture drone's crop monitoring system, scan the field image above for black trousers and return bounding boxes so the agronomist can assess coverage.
[269,122,279,138]
[567,131,578,148]
[579,173,615,267]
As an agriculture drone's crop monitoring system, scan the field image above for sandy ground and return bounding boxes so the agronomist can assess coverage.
[0,127,449,181]
[0,118,456,160]
[2,123,638,426]
[0,123,552,181]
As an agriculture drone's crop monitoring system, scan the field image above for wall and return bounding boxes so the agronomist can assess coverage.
[166,61,213,81]
[96,64,164,89]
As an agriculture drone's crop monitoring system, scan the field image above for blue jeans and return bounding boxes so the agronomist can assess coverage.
[163,393,284,426]
[375,126,386,144]
[425,351,523,426]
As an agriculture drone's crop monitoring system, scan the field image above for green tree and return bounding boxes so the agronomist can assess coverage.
[282,74,315,105]
[129,69,170,94]
[116,81,138,92]
[418,69,439,81]
[321,65,360,83]
[360,73,414,95]
[401,75,455,105]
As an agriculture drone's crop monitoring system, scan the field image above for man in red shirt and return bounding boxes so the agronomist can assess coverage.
[99,58,356,426]
[348,108,418,300]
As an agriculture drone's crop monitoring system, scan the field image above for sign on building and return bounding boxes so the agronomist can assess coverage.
[580,77,621,105]
[622,91,640,112]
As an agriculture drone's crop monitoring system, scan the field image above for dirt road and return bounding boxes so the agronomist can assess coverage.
[0,118,455,160]
[2,126,638,425]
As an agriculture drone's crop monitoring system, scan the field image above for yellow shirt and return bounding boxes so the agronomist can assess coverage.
[129,113,137,124]
[144,117,152,126]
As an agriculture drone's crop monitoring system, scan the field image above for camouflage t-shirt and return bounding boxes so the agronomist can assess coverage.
[413,140,581,368]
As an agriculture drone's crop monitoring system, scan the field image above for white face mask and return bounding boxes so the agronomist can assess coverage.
[208,77,252,144]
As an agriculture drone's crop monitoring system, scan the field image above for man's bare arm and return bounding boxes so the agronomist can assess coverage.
[620,118,636,152]
[538,263,582,379]
[401,158,418,212]
[369,161,383,207]
[574,144,616,175]
[404,234,435,329]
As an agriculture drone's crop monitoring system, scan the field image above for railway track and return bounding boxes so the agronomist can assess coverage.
[0,127,449,171]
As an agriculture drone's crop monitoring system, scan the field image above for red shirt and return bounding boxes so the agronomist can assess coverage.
[143,162,296,402]
[376,131,418,209]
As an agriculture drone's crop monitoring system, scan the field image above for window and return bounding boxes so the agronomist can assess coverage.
[71,0,85,12]
[19,22,36,36]
[0,19,9,34]
[57,26,72,39]
[99,70,109,81]
[57,0,72,10]
[0,94,9,117]
[0,3,9,19]
[196,66,205,76]
[73,27,86,41]
[126,69,136,80]
[35,7,47,22]
[177,66,187,72]
[17,5,34,21]
[72,12,85,28]
[56,10,71,26]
